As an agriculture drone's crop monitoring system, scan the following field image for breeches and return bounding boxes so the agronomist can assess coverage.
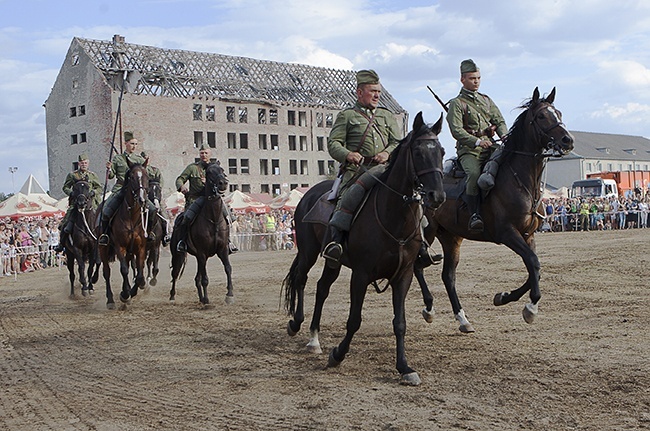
[459,152,489,196]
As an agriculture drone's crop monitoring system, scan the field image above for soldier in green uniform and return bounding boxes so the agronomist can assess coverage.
[98,131,158,246]
[322,69,401,265]
[54,153,103,253]
[446,59,508,232]
[174,145,237,253]
[141,151,170,246]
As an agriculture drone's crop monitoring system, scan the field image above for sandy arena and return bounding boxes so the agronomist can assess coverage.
[1,229,649,430]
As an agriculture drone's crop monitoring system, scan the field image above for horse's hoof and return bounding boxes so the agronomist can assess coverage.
[522,303,538,324]
[287,321,298,337]
[400,372,421,386]
[88,288,95,295]
[149,278,157,287]
[224,295,234,305]
[305,342,322,354]
[422,308,434,324]
[327,349,342,368]
[106,302,115,310]
[493,292,508,306]
[120,294,130,304]
[81,290,88,297]
[459,323,476,333]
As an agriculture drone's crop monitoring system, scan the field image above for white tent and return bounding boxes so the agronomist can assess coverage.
[224,190,270,214]
[0,175,64,219]
[269,189,304,210]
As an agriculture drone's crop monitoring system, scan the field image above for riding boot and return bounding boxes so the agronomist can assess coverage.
[98,218,110,246]
[176,216,188,253]
[416,243,443,268]
[467,194,484,232]
[161,217,171,247]
[146,207,157,243]
[322,225,344,267]
[54,230,67,253]
[222,206,238,254]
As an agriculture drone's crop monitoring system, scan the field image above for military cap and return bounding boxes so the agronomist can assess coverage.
[460,59,479,74]
[124,131,134,142]
[199,144,208,151]
[140,151,149,159]
[78,153,89,161]
[356,69,380,86]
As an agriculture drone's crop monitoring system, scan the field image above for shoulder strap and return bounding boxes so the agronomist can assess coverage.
[352,108,377,153]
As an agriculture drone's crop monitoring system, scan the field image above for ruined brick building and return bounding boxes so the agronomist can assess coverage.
[45,35,407,199]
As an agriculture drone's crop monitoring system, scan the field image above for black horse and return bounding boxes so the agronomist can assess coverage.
[169,163,233,305]
[417,88,574,332]
[144,179,165,286]
[283,112,446,385]
[99,162,150,309]
[64,180,100,298]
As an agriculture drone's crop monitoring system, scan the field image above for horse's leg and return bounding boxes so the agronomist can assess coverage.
[439,233,474,333]
[169,249,184,301]
[414,264,434,323]
[130,249,147,297]
[307,264,341,354]
[493,233,541,324]
[118,255,132,303]
[101,253,114,309]
[327,272,368,368]
[391,271,420,386]
[76,250,88,297]
[149,246,160,287]
[86,250,96,294]
[66,252,76,298]
[219,251,234,305]
[194,255,209,305]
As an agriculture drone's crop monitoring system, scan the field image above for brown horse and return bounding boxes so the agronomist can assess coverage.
[64,180,100,298]
[169,162,233,305]
[99,162,150,309]
[417,87,574,332]
[283,112,446,385]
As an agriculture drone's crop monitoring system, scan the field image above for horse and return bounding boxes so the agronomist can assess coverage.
[169,162,233,305]
[64,180,101,298]
[282,112,446,385]
[143,179,165,286]
[417,87,574,332]
[99,162,150,309]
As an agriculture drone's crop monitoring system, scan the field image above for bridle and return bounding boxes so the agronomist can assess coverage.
[529,102,570,158]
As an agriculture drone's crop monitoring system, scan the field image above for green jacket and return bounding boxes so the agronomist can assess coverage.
[62,169,103,209]
[447,88,508,157]
[327,102,401,186]
[146,165,163,185]
[175,162,208,206]
[108,151,146,193]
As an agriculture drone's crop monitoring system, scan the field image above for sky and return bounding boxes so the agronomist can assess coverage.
[1,0,650,196]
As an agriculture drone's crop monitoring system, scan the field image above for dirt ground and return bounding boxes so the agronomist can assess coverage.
[1,229,649,431]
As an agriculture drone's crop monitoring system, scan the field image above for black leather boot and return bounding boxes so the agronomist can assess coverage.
[467,194,484,232]
[322,225,344,267]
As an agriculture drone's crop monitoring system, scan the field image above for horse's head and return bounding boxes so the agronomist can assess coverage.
[205,162,228,196]
[148,180,162,207]
[516,87,574,157]
[125,160,149,208]
[404,112,446,210]
[71,180,91,210]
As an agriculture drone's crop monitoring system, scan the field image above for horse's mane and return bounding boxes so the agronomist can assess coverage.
[379,124,429,181]
[501,96,546,152]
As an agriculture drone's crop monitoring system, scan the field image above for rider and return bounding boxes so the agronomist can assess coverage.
[446,59,508,232]
[140,151,171,247]
[54,153,103,253]
[97,131,159,246]
[321,69,401,266]
[174,145,238,254]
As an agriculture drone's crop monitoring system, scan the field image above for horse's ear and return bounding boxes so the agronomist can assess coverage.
[143,158,149,167]
[546,87,556,104]
[432,113,444,135]
[413,111,424,132]
[126,157,134,169]
[532,87,540,102]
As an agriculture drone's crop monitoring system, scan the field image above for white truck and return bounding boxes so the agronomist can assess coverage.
[570,178,618,199]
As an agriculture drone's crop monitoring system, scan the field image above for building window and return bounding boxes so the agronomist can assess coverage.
[270,134,279,150]
[207,131,216,148]
[326,113,333,127]
[261,184,270,194]
[194,131,203,148]
[239,107,248,123]
[227,133,237,149]
[269,109,278,125]
[259,134,268,150]
[260,159,269,175]
[290,183,298,190]
[228,158,237,175]
[241,184,251,193]
[316,112,323,127]
[258,108,266,124]
[80,132,87,143]
[226,106,235,122]
[300,136,308,151]
[70,107,77,117]
[79,105,85,116]
[273,184,281,196]
[299,111,307,127]
[272,159,280,175]
[72,80,79,89]
[229,184,239,192]
[193,104,202,121]
[289,160,297,175]
[71,54,80,66]
[300,160,309,175]
[288,135,297,151]
[240,133,248,149]
[240,159,249,174]
[287,110,296,126]
[317,136,324,151]
[318,160,325,175]
[327,160,335,175]
[71,134,78,145]
[206,105,215,122]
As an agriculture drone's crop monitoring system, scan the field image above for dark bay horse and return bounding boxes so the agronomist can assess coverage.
[64,180,100,298]
[144,179,164,286]
[419,87,574,332]
[283,112,446,385]
[99,162,150,309]
[169,163,233,305]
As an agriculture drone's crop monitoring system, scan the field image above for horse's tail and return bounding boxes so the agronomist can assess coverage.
[282,255,301,317]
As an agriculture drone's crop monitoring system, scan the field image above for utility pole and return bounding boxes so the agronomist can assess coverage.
[8,166,18,194]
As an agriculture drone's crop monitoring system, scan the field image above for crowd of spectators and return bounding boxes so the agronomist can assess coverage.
[1,215,63,276]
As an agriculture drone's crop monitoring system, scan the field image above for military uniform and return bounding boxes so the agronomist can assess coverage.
[108,151,146,193]
[175,161,208,208]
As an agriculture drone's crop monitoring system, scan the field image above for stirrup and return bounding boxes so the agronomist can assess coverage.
[147,232,156,242]
[176,239,187,253]
[98,234,109,246]
[323,241,343,265]
[162,235,171,247]
[228,242,238,254]
[468,214,484,232]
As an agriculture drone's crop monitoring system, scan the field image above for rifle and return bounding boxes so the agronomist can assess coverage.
[427,86,449,113]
